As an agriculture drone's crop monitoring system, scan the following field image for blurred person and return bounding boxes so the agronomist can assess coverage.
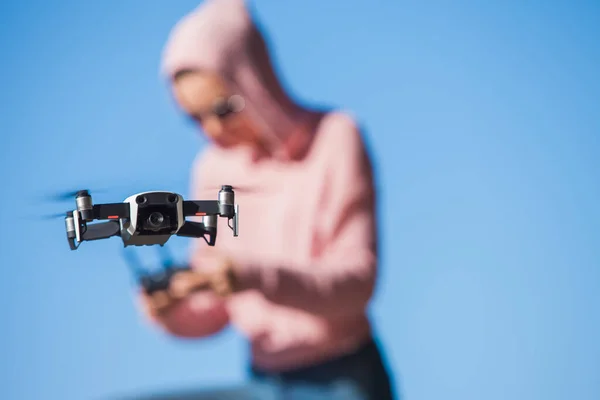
[137,0,397,399]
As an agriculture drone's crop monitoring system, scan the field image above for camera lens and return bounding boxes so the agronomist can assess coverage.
[147,212,164,228]
[136,195,147,204]
[167,194,177,203]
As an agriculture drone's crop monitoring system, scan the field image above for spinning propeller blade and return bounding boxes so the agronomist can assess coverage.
[40,211,71,220]
[19,211,71,220]
[39,181,185,203]
[42,188,103,202]
[206,184,262,194]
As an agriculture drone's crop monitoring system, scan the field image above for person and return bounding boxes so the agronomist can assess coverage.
[136,0,397,399]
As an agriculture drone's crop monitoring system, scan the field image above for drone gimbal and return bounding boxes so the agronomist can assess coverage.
[64,185,239,250]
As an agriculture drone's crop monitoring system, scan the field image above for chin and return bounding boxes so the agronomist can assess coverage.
[215,134,252,149]
[219,140,242,149]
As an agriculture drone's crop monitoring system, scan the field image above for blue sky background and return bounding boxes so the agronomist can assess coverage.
[1,0,599,399]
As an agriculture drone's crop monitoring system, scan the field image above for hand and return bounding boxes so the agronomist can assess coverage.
[138,257,237,325]
[168,269,210,299]
[170,257,237,298]
[138,270,209,320]
[207,258,237,296]
[138,289,176,322]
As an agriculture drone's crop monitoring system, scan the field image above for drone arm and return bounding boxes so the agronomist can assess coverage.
[177,221,217,246]
[183,200,220,217]
[92,203,130,220]
[81,221,121,241]
[184,200,239,237]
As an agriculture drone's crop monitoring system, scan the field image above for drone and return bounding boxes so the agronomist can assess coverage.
[62,185,239,250]
[58,185,239,299]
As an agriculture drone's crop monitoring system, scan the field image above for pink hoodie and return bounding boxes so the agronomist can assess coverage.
[160,0,379,372]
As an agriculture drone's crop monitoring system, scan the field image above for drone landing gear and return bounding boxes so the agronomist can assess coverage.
[176,221,217,246]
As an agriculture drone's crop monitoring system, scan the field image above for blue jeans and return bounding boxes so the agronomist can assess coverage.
[117,339,397,400]
[247,338,397,400]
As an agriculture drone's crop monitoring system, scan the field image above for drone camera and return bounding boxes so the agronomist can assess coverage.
[145,211,168,231]
[135,192,180,235]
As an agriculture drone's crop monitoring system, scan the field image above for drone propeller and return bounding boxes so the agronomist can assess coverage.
[205,184,262,194]
[36,176,250,206]
[17,211,72,221]
[39,211,72,220]
[41,188,104,202]
[38,181,187,204]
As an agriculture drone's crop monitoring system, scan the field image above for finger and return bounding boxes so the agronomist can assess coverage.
[210,275,233,297]
[213,283,231,297]
[169,276,195,299]
[170,272,210,298]
[138,293,161,322]
[142,304,160,322]
[150,291,173,313]
[187,271,210,288]
[169,281,192,299]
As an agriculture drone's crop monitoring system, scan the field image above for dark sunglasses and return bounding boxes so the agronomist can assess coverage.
[186,95,245,124]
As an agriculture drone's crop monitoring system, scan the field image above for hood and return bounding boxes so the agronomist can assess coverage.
[161,0,322,160]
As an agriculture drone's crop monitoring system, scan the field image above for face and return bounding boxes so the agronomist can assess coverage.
[171,70,264,149]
